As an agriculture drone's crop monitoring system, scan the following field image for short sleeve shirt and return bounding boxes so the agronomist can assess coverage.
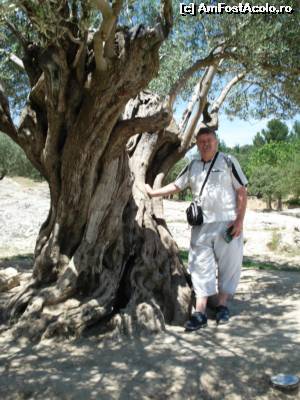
[174,152,248,223]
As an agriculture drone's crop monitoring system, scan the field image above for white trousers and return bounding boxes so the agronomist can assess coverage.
[188,221,243,298]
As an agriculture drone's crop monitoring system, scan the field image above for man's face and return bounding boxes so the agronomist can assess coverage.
[196,133,218,161]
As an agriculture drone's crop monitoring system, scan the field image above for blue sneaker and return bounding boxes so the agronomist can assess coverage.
[216,305,230,325]
[185,312,207,331]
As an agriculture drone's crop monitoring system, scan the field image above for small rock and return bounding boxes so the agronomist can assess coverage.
[0,267,20,291]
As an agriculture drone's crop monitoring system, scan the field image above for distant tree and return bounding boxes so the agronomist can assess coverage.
[289,121,300,141]
[253,119,290,146]
[249,164,277,209]
[253,132,266,147]
[284,142,300,199]
[247,142,295,210]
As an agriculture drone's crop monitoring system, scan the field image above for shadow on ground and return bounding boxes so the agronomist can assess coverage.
[0,267,299,399]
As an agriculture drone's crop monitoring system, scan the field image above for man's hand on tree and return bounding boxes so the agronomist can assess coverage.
[145,184,154,197]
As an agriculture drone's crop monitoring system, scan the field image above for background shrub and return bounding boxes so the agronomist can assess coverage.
[0,132,42,180]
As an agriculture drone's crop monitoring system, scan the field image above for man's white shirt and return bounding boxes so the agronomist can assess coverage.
[174,152,248,223]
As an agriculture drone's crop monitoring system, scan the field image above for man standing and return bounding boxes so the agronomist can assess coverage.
[145,127,248,331]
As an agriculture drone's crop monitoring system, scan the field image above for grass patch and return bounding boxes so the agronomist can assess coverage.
[267,230,281,251]
[179,250,188,265]
[243,259,300,272]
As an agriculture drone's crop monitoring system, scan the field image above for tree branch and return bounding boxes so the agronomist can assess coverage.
[29,73,46,110]
[178,81,201,133]
[108,104,171,160]
[0,82,45,175]
[160,0,173,37]
[4,19,28,50]
[168,48,229,107]
[260,62,300,77]
[52,48,69,113]
[18,104,46,162]
[194,71,247,132]
[104,0,123,58]
[9,54,25,69]
[0,82,18,142]
[91,0,123,71]
[211,71,246,113]
[244,79,293,110]
[5,17,42,86]
[180,63,219,151]
[72,31,88,84]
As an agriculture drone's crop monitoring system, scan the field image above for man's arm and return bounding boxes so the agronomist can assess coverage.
[230,186,247,237]
[145,182,181,198]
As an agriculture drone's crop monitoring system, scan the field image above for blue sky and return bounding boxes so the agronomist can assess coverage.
[218,114,299,147]
[174,100,299,148]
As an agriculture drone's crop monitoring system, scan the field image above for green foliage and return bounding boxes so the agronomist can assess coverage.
[1,0,299,120]
[247,141,292,172]
[0,0,299,192]
[229,144,253,176]
[285,197,300,207]
[247,164,277,206]
[246,140,300,207]
[253,132,265,147]
[165,157,192,200]
[0,132,42,180]
[165,158,188,184]
[253,119,289,146]
[149,0,300,116]
[284,151,300,199]
[217,119,300,208]
[290,121,300,141]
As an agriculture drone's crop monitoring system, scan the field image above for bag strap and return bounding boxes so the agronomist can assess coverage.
[199,151,219,198]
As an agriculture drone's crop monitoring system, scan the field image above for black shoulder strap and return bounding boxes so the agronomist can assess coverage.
[199,151,219,198]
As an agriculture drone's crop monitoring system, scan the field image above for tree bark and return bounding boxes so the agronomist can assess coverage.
[4,88,190,341]
[277,195,283,211]
[266,195,273,210]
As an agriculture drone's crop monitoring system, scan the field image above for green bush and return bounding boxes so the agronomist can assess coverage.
[285,198,300,207]
[0,132,42,180]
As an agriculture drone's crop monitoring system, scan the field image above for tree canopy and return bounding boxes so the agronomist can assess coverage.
[1,1,300,123]
[253,119,290,146]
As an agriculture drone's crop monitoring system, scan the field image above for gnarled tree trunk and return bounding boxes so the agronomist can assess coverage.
[1,8,191,338]
[7,97,191,340]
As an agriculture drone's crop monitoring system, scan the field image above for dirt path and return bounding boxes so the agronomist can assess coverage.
[0,268,299,400]
[0,178,300,399]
